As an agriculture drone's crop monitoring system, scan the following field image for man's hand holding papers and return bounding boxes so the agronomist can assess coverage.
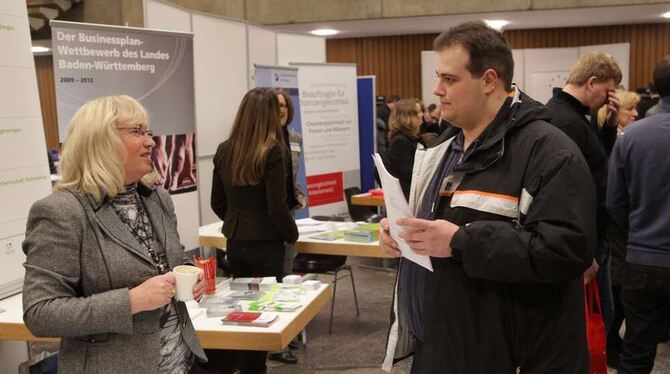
[373,153,433,271]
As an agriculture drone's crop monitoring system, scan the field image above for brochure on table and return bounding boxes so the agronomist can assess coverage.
[186,282,328,333]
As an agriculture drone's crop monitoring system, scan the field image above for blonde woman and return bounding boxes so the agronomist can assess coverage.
[384,98,423,199]
[598,89,641,135]
[22,95,207,374]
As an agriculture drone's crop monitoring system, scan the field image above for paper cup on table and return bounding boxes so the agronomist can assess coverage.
[173,265,202,301]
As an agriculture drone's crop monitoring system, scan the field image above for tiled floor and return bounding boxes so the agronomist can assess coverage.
[268,257,670,373]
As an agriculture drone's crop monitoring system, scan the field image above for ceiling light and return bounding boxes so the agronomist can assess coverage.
[310,29,338,36]
[32,46,50,53]
[484,20,509,30]
[663,11,670,19]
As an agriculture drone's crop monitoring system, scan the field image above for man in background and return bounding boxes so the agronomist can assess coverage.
[546,51,622,330]
[607,55,670,374]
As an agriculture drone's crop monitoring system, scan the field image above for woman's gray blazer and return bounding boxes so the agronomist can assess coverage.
[22,185,207,373]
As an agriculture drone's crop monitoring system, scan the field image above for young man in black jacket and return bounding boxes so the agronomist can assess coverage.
[546,52,622,338]
[380,21,596,373]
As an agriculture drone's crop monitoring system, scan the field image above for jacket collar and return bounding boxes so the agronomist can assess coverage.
[556,90,590,116]
[81,183,167,267]
[437,87,549,174]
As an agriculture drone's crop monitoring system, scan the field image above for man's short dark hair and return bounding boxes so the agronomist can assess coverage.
[385,94,401,104]
[433,21,514,91]
[653,55,670,98]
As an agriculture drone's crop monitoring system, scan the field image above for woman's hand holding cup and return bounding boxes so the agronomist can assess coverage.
[129,273,176,315]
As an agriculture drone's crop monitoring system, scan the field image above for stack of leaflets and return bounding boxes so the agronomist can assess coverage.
[221,311,278,327]
[228,290,263,300]
[198,294,239,318]
[343,223,380,242]
[230,277,277,291]
[310,231,344,241]
[271,302,302,312]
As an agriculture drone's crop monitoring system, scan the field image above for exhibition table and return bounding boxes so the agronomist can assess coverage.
[350,193,385,207]
[199,221,391,259]
[0,284,331,351]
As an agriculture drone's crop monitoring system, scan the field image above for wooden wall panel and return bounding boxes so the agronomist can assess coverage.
[34,56,59,150]
[327,23,670,98]
[327,33,434,99]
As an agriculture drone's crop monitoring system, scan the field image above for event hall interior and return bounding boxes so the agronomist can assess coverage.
[1,0,669,373]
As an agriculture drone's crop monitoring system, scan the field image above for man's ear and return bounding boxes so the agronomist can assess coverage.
[482,69,498,94]
[585,76,598,91]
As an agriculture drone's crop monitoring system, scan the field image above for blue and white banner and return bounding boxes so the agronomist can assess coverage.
[291,63,360,217]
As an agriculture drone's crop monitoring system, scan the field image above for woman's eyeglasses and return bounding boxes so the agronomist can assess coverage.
[118,126,154,138]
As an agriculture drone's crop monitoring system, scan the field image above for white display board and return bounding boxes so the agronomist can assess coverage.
[511,49,525,90]
[144,0,325,227]
[523,47,580,104]
[292,63,360,216]
[197,159,218,225]
[248,25,277,88]
[421,43,630,106]
[421,50,438,108]
[0,0,51,299]
[144,0,191,32]
[190,14,248,225]
[191,14,247,157]
[277,33,326,66]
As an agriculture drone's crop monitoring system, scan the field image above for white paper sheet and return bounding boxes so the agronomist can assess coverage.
[373,154,433,271]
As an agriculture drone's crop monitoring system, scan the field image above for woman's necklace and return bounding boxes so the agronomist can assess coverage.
[111,190,167,274]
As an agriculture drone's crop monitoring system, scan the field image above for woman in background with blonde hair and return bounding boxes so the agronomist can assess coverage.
[22,95,208,374]
[598,89,641,135]
[383,98,424,199]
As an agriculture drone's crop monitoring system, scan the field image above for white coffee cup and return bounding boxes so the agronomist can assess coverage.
[173,265,203,301]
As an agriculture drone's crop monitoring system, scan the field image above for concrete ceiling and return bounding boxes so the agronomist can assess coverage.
[270,3,670,38]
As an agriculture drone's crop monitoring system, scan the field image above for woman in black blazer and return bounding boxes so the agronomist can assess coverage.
[209,87,298,374]
[384,99,424,199]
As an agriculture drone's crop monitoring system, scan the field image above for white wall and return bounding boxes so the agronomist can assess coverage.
[421,51,438,107]
[248,25,277,88]
[191,14,248,225]
[277,33,326,66]
[144,0,191,32]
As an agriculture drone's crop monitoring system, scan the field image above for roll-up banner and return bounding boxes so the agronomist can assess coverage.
[290,63,360,217]
[51,20,200,249]
[0,0,52,298]
[253,65,309,219]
